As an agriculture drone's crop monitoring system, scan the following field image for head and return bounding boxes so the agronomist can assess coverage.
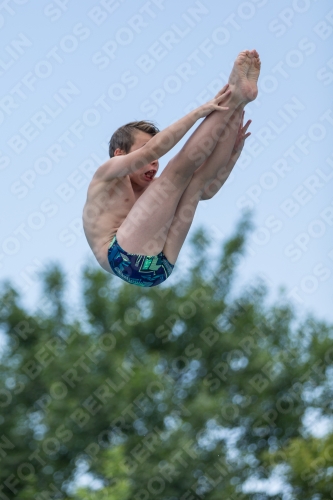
[109,121,160,188]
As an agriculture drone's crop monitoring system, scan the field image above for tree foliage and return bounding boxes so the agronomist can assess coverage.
[0,220,333,500]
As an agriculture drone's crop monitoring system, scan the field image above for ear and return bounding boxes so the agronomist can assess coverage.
[114,148,125,156]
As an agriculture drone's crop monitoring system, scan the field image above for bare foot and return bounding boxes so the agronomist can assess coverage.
[228,50,261,104]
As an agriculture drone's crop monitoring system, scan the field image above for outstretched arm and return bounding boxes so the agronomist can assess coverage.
[94,87,230,181]
[200,112,251,200]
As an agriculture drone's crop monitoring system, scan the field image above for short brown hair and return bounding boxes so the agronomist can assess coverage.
[109,120,159,158]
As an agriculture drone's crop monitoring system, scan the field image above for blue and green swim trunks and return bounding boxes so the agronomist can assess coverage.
[107,235,174,287]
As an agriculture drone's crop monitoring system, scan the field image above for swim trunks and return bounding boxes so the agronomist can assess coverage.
[107,235,174,287]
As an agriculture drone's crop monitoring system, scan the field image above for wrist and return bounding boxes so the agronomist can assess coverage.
[190,107,202,122]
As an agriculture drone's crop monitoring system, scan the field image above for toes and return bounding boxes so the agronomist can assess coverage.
[239,50,251,60]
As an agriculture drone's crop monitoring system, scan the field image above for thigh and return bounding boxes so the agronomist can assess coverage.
[116,169,193,256]
[162,173,203,265]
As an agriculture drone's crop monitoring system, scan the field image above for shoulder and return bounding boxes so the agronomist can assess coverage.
[92,157,126,183]
[91,160,130,187]
[93,159,116,181]
[87,171,132,200]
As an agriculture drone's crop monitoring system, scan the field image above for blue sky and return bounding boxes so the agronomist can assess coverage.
[1,0,333,324]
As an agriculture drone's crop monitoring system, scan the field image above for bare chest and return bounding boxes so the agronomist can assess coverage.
[83,177,135,233]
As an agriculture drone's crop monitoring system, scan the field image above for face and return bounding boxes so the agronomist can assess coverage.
[127,130,159,188]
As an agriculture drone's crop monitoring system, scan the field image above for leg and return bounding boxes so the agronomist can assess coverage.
[161,111,244,264]
[117,50,260,257]
[116,89,238,256]
[170,49,260,173]
[117,97,242,256]
[191,49,260,193]
[160,51,261,263]
[200,111,251,200]
[162,175,204,264]
[195,106,244,188]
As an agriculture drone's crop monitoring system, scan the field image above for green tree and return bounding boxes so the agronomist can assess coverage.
[0,219,332,499]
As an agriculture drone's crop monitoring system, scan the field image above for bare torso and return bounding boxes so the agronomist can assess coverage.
[82,174,147,273]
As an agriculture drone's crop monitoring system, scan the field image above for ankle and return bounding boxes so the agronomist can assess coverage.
[228,88,246,108]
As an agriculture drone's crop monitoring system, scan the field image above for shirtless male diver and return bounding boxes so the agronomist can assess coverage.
[83,50,261,287]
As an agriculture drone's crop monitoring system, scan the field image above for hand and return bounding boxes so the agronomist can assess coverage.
[195,84,231,119]
[231,111,251,158]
